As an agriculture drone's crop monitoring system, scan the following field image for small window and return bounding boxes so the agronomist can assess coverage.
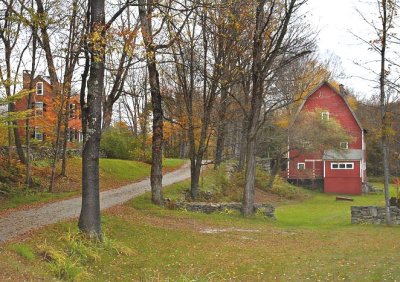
[34,127,43,141]
[36,82,43,95]
[35,102,43,116]
[346,163,353,169]
[69,103,76,118]
[297,163,305,170]
[331,162,354,170]
[321,111,329,120]
[340,142,348,149]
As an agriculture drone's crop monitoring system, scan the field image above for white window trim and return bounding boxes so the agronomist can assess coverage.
[36,82,43,95]
[34,127,43,141]
[35,102,44,116]
[331,162,354,170]
[340,142,349,149]
[321,111,329,120]
[297,162,305,170]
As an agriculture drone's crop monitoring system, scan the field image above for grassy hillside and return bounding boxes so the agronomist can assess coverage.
[1,167,399,281]
[0,158,185,212]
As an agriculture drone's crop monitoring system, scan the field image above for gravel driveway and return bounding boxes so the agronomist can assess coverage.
[0,164,190,243]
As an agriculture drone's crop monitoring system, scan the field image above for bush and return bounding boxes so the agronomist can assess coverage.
[100,127,133,160]
[101,124,152,162]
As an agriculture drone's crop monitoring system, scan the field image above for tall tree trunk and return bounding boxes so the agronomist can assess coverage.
[102,98,114,130]
[238,119,247,170]
[138,0,164,205]
[380,0,391,225]
[78,0,104,240]
[214,87,229,168]
[26,30,37,187]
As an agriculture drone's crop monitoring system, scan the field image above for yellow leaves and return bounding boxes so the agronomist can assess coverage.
[274,114,290,129]
[346,95,358,111]
[89,26,108,63]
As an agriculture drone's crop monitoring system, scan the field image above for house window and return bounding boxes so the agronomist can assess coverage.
[34,102,43,116]
[69,103,76,118]
[340,142,348,149]
[34,127,43,141]
[36,82,43,95]
[78,131,83,142]
[297,163,305,170]
[331,162,354,170]
[321,111,329,120]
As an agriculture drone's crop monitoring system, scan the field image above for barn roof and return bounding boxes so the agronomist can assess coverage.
[290,81,364,131]
[323,149,363,160]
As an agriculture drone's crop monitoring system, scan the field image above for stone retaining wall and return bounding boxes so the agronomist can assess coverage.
[166,201,275,219]
[0,146,81,160]
[351,206,400,224]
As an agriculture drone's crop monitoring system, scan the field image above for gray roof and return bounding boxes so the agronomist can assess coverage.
[323,149,363,160]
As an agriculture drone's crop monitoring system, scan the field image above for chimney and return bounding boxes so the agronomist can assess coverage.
[23,70,31,89]
[339,84,348,96]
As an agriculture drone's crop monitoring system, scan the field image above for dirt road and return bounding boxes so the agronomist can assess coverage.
[0,164,190,243]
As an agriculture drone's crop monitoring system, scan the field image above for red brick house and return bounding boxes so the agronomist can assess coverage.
[15,70,82,144]
[287,81,367,195]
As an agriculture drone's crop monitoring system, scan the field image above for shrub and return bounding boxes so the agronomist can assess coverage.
[101,127,132,160]
[101,125,153,162]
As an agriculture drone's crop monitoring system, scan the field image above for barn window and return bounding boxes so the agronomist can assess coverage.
[36,82,43,95]
[321,111,329,120]
[331,162,354,170]
[340,142,348,149]
[297,163,305,170]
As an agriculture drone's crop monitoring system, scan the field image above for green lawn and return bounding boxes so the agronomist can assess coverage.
[1,169,400,281]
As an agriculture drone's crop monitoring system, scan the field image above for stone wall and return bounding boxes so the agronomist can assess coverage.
[351,206,400,224]
[166,201,275,219]
[0,146,81,160]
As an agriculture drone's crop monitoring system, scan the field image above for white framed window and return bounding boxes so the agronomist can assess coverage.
[69,103,76,118]
[297,163,305,170]
[34,127,43,141]
[340,142,348,149]
[34,102,43,116]
[321,111,329,120]
[36,82,43,95]
[331,162,354,170]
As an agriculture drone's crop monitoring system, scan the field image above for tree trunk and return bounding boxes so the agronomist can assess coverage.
[379,0,391,225]
[149,61,164,205]
[102,97,114,131]
[238,119,247,170]
[78,0,104,240]
[138,0,164,205]
[214,88,229,169]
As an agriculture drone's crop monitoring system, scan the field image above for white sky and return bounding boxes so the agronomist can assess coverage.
[305,0,381,99]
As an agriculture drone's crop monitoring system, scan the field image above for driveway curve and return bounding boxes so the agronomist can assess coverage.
[0,164,190,243]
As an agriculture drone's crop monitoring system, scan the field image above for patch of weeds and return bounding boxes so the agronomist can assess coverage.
[10,244,36,261]
[269,177,309,200]
[37,240,88,281]
[36,229,134,281]
[32,159,52,167]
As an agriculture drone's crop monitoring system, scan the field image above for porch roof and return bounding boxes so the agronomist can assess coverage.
[323,149,363,161]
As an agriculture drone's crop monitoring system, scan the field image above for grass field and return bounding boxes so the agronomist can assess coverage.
[1,167,400,281]
[0,158,186,212]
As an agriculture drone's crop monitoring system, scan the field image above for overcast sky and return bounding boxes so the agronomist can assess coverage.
[305,0,381,99]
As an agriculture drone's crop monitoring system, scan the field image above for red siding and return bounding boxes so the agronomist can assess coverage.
[287,82,365,195]
[302,84,362,149]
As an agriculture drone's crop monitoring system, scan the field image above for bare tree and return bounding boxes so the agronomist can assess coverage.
[242,0,312,215]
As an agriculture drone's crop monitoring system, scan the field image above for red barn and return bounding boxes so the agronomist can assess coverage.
[287,81,366,195]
